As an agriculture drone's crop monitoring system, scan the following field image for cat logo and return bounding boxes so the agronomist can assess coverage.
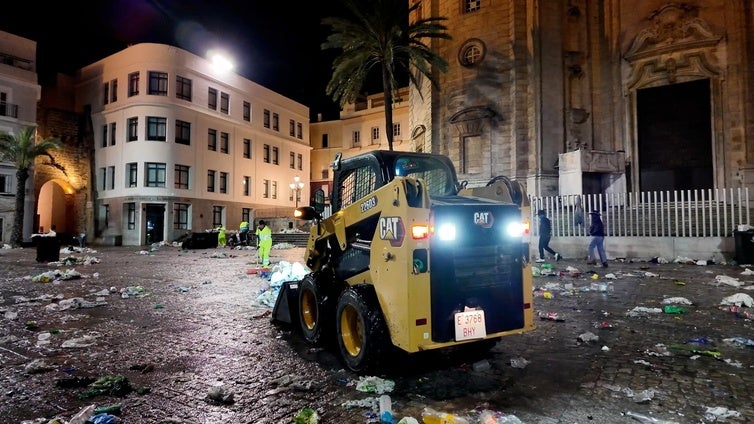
[379,216,405,247]
[473,211,494,228]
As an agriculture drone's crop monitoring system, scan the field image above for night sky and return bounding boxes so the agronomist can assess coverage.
[0,0,344,119]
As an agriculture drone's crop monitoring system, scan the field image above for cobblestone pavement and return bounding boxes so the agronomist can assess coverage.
[0,244,752,423]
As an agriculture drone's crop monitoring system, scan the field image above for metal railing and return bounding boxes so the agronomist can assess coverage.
[531,188,751,238]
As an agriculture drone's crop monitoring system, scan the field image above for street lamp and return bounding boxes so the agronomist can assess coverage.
[290,176,305,208]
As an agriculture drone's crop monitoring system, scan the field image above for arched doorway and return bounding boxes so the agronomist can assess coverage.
[37,180,74,236]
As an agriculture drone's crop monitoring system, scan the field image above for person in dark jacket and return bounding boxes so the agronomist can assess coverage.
[536,210,561,262]
[587,210,608,267]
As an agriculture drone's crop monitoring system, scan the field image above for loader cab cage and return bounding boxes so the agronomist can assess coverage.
[332,151,459,213]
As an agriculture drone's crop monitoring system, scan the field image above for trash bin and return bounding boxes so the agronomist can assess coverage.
[181,231,219,249]
[34,236,61,263]
[734,230,754,264]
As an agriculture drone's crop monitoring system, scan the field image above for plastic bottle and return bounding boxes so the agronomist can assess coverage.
[69,404,96,424]
[625,411,679,423]
[379,394,395,424]
[421,407,470,424]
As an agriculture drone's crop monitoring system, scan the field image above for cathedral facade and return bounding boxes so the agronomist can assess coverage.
[409,0,753,197]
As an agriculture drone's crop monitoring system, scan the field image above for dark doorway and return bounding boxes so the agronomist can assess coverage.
[637,79,713,191]
[145,204,165,245]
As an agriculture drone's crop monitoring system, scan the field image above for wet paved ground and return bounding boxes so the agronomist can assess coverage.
[1,244,753,423]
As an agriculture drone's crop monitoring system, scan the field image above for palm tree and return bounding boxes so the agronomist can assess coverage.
[0,126,61,247]
[322,0,451,151]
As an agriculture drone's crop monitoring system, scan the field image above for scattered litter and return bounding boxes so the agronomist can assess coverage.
[644,344,672,357]
[355,376,395,394]
[62,334,100,348]
[31,268,82,283]
[78,375,133,399]
[206,385,235,404]
[643,271,658,278]
[633,389,655,403]
[741,268,754,275]
[293,407,320,423]
[722,337,754,347]
[601,345,610,351]
[538,311,564,322]
[662,305,686,314]
[720,293,753,307]
[633,359,653,367]
[604,273,617,279]
[479,410,524,423]
[256,261,310,307]
[625,410,679,423]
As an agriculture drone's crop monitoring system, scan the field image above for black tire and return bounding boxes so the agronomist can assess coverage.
[335,285,389,373]
[298,273,330,344]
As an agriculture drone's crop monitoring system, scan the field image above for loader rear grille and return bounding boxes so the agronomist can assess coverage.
[452,245,513,288]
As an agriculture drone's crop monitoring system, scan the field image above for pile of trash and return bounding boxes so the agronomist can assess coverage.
[256,261,310,307]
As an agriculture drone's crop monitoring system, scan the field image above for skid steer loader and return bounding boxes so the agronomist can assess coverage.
[272,150,535,372]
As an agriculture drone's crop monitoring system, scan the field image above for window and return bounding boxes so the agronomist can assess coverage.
[372,127,380,142]
[263,109,270,128]
[272,113,279,131]
[272,147,279,165]
[243,138,251,158]
[459,39,486,66]
[207,170,216,192]
[219,172,228,193]
[393,123,401,137]
[212,206,223,228]
[145,162,166,187]
[0,174,11,194]
[146,117,167,141]
[263,144,270,163]
[127,163,138,187]
[176,76,192,101]
[103,82,109,105]
[103,205,110,228]
[271,181,278,199]
[128,72,139,97]
[242,208,251,222]
[263,179,270,198]
[353,130,361,146]
[175,120,191,145]
[290,152,296,169]
[99,167,106,190]
[107,166,115,190]
[322,134,329,148]
[289,119,296,136]
[220,92,229,114]
[110,79,118,103]
[174,203,189,230]
[127,203,136,230]
[148,71,168,96]
[464,0,481,12]
[127,117,138,141]
[101,125,108,148]
[297,122,303,139]
[243,101,251,122]
[109,122,116,146]
[336,165,378,210]
[297,154,303,171]
[208,87,218,110]
[220,132,229,153]
[175,164,190,189]
[208,129,217,151]
[243,176,250,196]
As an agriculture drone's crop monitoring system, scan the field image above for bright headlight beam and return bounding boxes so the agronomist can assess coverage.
[506,222,527,237]
[437,223,456,241]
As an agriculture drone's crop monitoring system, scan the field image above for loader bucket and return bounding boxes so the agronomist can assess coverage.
[271,280,300,325]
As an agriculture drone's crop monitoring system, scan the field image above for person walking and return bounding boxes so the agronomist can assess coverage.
[217,226,227,247]
[587,210,608,267]
[255,220,273,267]
[536,210,561,262]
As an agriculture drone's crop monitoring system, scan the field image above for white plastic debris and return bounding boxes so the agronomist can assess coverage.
[714,275,745,287]
[703,406,741,421]
[577,331,599,343]
[627,306,663,317]
[740,268,754,275]
[604,273,617,279]
[661,297,693,305]
[720,293,753,307]
[510,357,530,369]
[355,376,395,394]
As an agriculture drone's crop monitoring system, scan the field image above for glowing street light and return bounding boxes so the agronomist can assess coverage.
[290,176,305,208]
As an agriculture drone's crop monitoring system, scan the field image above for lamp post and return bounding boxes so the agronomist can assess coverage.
[290,176,305,208]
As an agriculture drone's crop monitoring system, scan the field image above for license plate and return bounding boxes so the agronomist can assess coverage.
[454,310,487,341]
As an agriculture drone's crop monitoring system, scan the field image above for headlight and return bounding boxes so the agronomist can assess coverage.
[506,222,527,238]
[436,222,457,241]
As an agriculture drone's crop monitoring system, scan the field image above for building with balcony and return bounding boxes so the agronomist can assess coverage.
[72,43,310,245]
[0,30,40,245]
[309,87,410,204]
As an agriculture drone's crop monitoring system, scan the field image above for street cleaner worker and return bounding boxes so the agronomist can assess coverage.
[255,220,272,267]
[239,220,250,244]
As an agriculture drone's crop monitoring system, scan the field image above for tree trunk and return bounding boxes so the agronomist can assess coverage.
[382,65,395,151]
[11,168,29,247]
